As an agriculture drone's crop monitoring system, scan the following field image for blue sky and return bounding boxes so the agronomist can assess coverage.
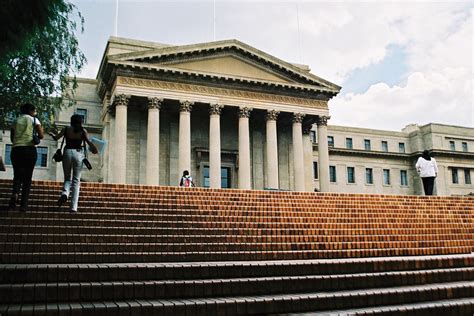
[71,0,473,131]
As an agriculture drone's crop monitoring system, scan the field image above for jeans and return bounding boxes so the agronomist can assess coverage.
[10,146,37,208]
[62,149,84,211]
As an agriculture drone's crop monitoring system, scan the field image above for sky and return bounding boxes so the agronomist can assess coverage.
[71,0,473,131]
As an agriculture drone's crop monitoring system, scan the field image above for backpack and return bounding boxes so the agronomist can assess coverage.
[183,176,192,187]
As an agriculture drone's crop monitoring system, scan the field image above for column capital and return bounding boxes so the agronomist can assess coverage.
[266,110,280,121]
[209,104,224,115]
[302,125,313,135]
[316,115,331,126]
[179,100,194,112]
[114,94,130,107]
[238,107,253,118]
[292,113,305,124]
[148,97,163,110]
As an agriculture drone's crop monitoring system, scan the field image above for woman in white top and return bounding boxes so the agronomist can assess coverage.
[415,150,438,196]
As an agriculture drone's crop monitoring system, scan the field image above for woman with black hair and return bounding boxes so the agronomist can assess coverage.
[50,114,98,213]
[416,150,439,196]
[8,103,44,212]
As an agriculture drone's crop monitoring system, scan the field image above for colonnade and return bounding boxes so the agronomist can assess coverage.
[110,94,330,191]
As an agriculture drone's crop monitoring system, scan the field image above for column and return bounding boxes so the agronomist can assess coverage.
[317,115,330,192]
[238,107,252,189]
[266,110,280,189]
[113,94,130,184]
[178,100,193,176]
[146,97,163,185]
[209,104,224,188]
[292,113,305,191]
[303,124,314,192]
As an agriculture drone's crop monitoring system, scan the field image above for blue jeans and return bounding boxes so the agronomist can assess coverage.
[61,149,84,211]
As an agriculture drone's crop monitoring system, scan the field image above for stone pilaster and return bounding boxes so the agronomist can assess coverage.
[266,110,280,189]
[292,113,305,191]
[145,97,163,185]
[113,94,130,184]
[302,124,314,192]
[238,107,253,189]
[317,115,330,192]
[178,100,194,176]
[209,104,224,188]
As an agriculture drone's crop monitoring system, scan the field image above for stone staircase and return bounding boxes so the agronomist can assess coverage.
[0,179,473,315]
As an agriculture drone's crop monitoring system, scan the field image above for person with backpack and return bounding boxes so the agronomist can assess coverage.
[179,170,195,187]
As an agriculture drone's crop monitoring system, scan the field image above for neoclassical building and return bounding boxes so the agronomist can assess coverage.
[1,37,473,195]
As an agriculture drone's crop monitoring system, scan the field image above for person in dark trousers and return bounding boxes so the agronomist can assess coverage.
[416,150,439,196]
[8,103,44,212]
[50,114,98,213]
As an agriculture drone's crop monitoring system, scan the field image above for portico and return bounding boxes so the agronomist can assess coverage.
[98,37,340,191]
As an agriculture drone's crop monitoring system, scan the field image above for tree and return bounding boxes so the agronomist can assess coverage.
[0,0,86,129]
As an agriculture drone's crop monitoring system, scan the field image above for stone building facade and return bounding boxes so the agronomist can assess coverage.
[1,37,473,195]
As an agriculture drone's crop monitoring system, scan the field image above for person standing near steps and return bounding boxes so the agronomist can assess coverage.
[416,150,439,196]
[50,114,98,213]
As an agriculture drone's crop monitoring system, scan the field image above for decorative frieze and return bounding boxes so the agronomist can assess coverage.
[114,94,130,107]
[148,97,163,110]
[266,110,280,121]
[292,113,305,124]
[117,77,328,110]
[238,107,253,118]
[179,100,194,112]
[316,115,330,126]
[209,104,224,115]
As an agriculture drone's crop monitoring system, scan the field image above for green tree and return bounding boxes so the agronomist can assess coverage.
[0,0,86,129]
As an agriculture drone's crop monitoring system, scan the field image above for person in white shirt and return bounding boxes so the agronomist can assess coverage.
[179,170,195,187]
[415,150,439,196]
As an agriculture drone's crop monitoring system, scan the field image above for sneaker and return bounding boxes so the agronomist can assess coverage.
[57,194,67,206]
[69,209,77,213]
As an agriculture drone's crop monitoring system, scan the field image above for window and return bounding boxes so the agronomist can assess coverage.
[452,168,458,184]
[75,108,87,124]
[464,169,471,185]
[364,139,371,151]
[347,167,355,183]
[449,141,455,151]
[203,166,231,188]
[310,130,317,143]
[383,169,391,185]
[5,144,48,167]
[400,170,408,186]
[399,143,405,153]
[313,161,318,179]
[329,166,337,183]
[346,138,353,149]
[327,136,334,147]
[381,141,388,152]
[462,142,468,152]
[365,168,373,184]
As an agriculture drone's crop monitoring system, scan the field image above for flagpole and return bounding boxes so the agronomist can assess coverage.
[115,0,119,36]
[213,0,216,41]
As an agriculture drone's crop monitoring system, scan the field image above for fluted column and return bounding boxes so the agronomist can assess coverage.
[113,94,130,184]
[238,107,252,189]
[303,125,314,192]
[146,97,163,185]
[209,104,223,188]
[292,113,306,191]
[266,110,280,189]
[178,100,193,176]
[317,115,330,192]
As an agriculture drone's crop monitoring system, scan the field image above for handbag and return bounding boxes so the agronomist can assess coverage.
[52,133,65,162]
[82,138,92,170]
[32,117,40,145]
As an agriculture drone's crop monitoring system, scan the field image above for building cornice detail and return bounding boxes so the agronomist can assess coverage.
[239,107,253,118]
[117,76,327,110]
[292,113,305,124]
[114,94,130,107]
[209,104,224,115]
[316,115,330,126]
[179,100,194,112]
[266,110,280,121]
[147,97,163,110]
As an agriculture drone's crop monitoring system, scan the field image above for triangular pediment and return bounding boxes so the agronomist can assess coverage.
[161,55,294,83]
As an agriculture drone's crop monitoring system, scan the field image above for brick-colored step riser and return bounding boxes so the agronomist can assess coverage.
[2,239,472,253]
[2,225,470,237]
[2,269,473,304]
[2,247,472,264]
[0,283,472,315]
[1,218,470,230]
[3,257,472,284]
[2,233,469,244]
